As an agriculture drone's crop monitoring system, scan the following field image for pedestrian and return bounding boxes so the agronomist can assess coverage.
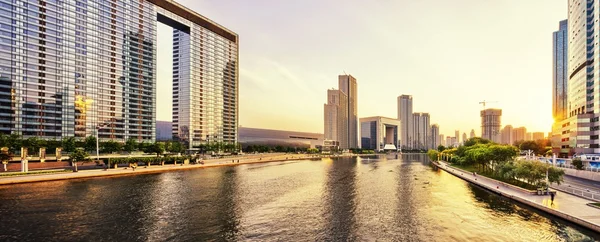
[550,192,555,205]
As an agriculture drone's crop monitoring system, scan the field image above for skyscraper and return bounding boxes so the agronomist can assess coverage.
[553,20,568,122]
[324,89,348,148]
[481,109,502,143]
[439,134,445,147]
[431,124,440,149]
[455,130,460,144]
[469,129,476,139]
[462,133,467,145]
[412,113,430,150]
[339,75,358,149]
[0,0,239,148]
[397,95,413,149]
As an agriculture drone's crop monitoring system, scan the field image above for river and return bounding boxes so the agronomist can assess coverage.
[0,154,597,241]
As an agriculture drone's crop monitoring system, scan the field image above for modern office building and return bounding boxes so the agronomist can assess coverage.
[397,95,413,150]
[446,136,457,148]
[481,109,502,143]
[0,0,239,148]
[412,113,430,150]
[431,124,439,149]
[324,74,357,150]
[551,2,598,156]
[513,127,527,143]
[553,19,568,122]
[469,129,475,139]
[439,134,445,147]
[525,132,533,141]
[359,116,400,151]
[501,125,514,145]
[339,75,358,149]
[324,89,348,148]
[462,133,467,145]
[156,121,173,141]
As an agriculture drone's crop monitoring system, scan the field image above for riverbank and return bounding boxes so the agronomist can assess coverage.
[433,161,600,232]
[0,153,370,185]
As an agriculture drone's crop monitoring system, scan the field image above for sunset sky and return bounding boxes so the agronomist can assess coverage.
[156,0,567,137]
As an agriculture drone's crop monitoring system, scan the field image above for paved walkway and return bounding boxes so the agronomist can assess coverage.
[435,161,600,232]
[0,153,340,185]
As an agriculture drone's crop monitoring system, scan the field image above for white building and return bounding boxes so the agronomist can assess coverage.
[360,116,401,151]
[397,95,413,150]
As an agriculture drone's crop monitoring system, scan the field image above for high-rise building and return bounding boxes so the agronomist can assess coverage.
[359,116,400,151]
[397,95,413,150]
[553,20,568,122]
[551,1,599,156]
[501,125,514,145]
[462,133,467,145]
[455,130,460,143]
[339,75,358,149]
[446,136,457,148]
[532,132,545,141]
[324,89,348,148]
[439,134,445,147]
[412,113,430,150]
[513,127,527,143]
[525,132,533,141]
[0,0,239,148]
[470,129,476,139]
[481,109,502,143]
[431,124,440,149]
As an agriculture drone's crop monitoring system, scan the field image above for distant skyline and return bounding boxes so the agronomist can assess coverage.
[156,0,566,136]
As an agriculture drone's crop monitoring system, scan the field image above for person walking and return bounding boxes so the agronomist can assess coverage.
[550,191,555,205]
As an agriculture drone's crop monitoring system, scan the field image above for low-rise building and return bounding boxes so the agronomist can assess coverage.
[360,116,401,151]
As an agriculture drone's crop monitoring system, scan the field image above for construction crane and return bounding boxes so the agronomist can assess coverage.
[479,100,498,110]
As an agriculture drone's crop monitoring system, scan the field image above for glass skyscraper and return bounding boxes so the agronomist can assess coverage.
[0,0,238,147]
[553,19,568,122]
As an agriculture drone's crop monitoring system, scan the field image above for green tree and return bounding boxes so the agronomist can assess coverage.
[69,149,90,172]
[62,137,77,153]
[23,137,42,153]
[170,141,185,154]
[437,145,446,152]
[148,142,165,157]
[427,149,439,161]
[83,136,97,152]
[464,137,491,147]
[547,166,565,185]
[124,138,138,153]
[571,158,584,170]
[101,140,122,154]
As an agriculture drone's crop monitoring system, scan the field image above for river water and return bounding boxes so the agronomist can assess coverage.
[0,154,598,241]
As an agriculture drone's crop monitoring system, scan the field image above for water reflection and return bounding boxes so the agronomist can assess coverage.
[320,157,357,241]
[0,155,598,241]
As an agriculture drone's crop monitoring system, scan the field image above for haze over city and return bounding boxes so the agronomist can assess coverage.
[156,0,566,136]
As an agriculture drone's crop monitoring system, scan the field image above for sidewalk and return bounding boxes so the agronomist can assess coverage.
[435,161,600,232]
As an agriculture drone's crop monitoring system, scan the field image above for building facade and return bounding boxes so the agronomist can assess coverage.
[359,116,400,151]
[0,0,239,148]
[481,109,502,143]
[553,19,568,122]
[455,130,460,144]
[532,132,545,141]
[462,133,467,145]
[431,124,439,149]
[339,75,358,149]
[501,125,514,145]
[397,95,413,150]
[239,127,323,149]
[513,127,527,143]
[469,129,475,139]
[412,113,430,150]
[324,89,348,148]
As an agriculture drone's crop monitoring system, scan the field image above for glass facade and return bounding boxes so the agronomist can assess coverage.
[553,20,568,122]
[0,0,238,146]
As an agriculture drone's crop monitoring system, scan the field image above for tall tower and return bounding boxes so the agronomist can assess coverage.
[339,75,358,149]
[553,20,568,122]
[431,124,440,149]
[324,89,348,149]
[397,95,413,150]
[469,129,476,139]
[481,109,502,143]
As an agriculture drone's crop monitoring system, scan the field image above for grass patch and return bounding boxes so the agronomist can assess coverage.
[0,169,71,177]
[591,203,600,207]
[450,164,538,191]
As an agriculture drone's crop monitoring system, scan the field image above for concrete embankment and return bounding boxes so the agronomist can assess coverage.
[432,161,600,233]
[0,154,369,185]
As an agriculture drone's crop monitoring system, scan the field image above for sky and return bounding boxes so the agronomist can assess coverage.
[156,0,567,137]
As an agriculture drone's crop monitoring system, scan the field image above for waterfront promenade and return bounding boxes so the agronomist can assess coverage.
[434,161,600,232]
[0,153,353,185]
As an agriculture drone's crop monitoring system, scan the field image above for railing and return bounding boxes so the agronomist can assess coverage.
[552,185,600,202]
